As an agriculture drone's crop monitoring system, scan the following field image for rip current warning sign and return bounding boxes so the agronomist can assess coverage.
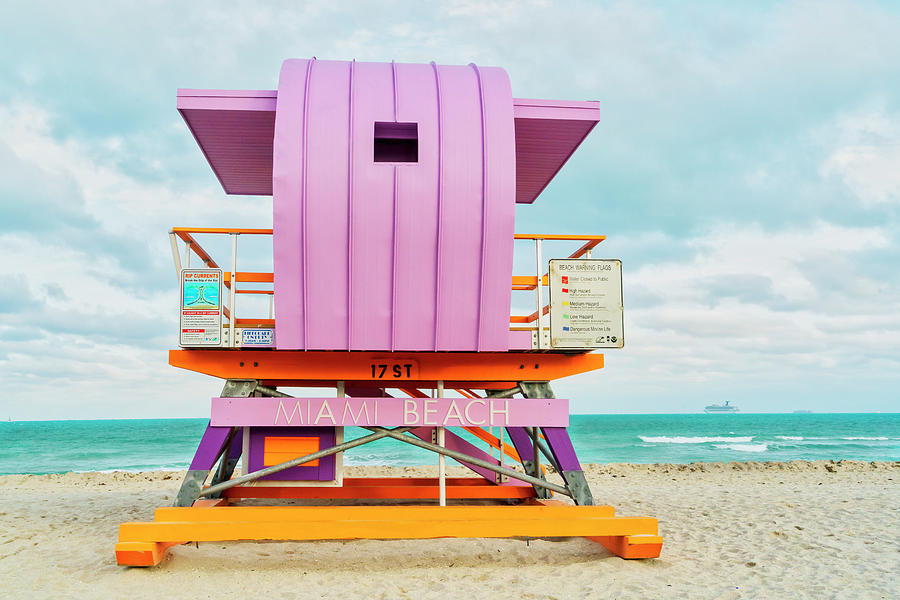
[179,269,223,347]
[549,259,624,349]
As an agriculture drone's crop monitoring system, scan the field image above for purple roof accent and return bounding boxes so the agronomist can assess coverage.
[177,90,277,195]
[176,91,599,204]
[512,99,600,204]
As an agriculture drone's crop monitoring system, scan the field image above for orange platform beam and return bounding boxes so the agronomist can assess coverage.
[222,477,536,500]
[116,502,659,566]
[169,350,604,383]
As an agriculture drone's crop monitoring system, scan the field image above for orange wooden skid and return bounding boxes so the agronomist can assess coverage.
[116,503,659,566]
[169,350,603,383]
[588,535,663,559]
[222,477,536,500]
[114,541,181,567]
[148,503,617,524]
[115,499,227,566]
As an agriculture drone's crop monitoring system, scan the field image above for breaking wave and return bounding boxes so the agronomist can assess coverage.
[639,435,754,444]
[712,443,768,453]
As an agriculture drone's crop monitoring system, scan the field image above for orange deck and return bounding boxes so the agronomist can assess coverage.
[169,349,603,385]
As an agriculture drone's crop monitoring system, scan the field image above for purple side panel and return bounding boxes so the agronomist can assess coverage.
[273,59,312,349]
[541,426,583,472]
[504,427,536,467]
[476,66,516,350]
[188,425,232,471]
[227,432,243,460]
[349,62,395,349]
[393,62,439,350]
[305,60,351,349]
[410,427,497,483]
[247,426,336,481]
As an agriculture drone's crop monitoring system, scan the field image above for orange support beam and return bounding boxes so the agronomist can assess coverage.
[231,318,276,327]
[223,271,274,284]
[462,426,521,462]
[222,478,536,500]
[169,349,603,383]
[172,227,273,236]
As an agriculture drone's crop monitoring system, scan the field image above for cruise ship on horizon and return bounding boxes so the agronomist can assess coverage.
[704,400,739,414]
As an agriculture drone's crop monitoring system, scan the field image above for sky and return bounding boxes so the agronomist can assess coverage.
[1,0,898,419]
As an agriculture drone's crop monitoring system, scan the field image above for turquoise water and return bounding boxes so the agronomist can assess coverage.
[0,414,897,475]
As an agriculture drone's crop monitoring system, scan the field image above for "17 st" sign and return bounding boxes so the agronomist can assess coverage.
[368,360,419,379]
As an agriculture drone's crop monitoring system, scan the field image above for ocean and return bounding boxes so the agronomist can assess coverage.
[0,413,897,476]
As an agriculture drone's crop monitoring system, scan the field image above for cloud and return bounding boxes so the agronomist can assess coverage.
[821,104,900,206]
[559,219,900,411]
[2,1,900,418]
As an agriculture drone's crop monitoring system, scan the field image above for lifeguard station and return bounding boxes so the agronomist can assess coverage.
[115,58,662,566]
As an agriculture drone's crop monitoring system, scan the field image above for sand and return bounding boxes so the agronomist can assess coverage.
[0,461,897,599]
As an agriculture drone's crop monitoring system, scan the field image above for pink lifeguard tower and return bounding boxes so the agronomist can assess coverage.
[114,58,662,566]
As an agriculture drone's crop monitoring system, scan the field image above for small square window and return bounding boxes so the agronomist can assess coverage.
[374,122,418,163]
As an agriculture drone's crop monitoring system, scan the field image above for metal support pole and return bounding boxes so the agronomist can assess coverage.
[183,240,191,269]
[200,426,414,497]
[535,238,544,349]
[526,426,562,473]
[335,381,345,482]
[363,427,571,497]
[169,232,182,282]
[255,383,290,398]
[531,424,540,479]
[437,381,445,506]
[488,425,494,460]
[497,422,506,483]
[485,385,520,399]
[229,232,238,347]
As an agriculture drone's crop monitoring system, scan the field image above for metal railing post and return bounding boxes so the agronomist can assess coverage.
[535,238,543,349]
[230,232,238,347]
[169,232,182,282]
[437,380,446,507]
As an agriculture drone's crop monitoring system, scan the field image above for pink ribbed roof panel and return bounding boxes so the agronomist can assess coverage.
[177,90,599,203]
[270,58,516,352]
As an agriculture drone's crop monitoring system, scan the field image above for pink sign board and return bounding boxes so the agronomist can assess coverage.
[211,397,569,428]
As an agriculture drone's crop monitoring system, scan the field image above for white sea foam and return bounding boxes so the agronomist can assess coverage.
[638,436,754,444]
[713,443,768,452]
[841,436,888,441]
[776,436,803,441]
